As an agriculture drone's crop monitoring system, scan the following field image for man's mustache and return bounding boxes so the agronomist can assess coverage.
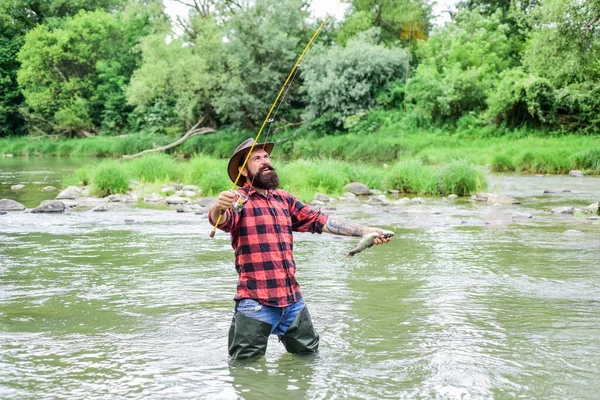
[260,166,276,173]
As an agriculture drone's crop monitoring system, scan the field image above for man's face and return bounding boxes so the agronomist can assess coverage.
[241,148,279,190]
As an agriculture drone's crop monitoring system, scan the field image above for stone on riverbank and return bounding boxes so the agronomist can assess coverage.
[197,197,216,208]
[56,186,81,200]
[183,185,200,192]
[166,195,190,205]
[569,170,584,177]
[144,193,163,203]
[314,193,332,203]
[0,199,26,211]
[108,194,137,203]
[343,182,370,196]
[31,200,65,213]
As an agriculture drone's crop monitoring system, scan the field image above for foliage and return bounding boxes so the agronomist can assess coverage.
[212,0,312,129]
[336,0,432,46]
[485,68,556,127]
[17,3,163,136]
[301,28,408,130]
[408,9,512,125]
[0,0,129,137]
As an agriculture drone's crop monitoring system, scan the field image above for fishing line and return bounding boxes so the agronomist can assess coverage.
[399,13,414,162]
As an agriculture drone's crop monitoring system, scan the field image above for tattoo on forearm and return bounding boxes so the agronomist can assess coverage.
[325,217,364,237]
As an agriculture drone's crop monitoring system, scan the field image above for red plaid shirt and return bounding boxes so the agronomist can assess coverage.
[209,185,328,307]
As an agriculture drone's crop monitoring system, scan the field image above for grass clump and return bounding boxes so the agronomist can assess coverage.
[385,160,437,194]
[129,153,183,183]
[185,154,229,196]
[438,159,487,196]
[91,160,131,197]
[385,159,485,196]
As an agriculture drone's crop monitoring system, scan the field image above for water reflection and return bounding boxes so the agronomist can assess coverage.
[229,355,317,400]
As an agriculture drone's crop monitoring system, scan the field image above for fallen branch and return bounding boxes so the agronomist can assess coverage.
[122,122,216,159]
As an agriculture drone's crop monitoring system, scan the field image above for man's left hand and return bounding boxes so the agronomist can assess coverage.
[363,227,394,245]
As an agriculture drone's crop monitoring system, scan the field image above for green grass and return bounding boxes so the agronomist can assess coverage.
[91,160,131,197]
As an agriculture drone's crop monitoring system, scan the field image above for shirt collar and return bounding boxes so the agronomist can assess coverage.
[242,184,280,199]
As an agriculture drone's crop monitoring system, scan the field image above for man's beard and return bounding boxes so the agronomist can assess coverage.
[247,165,279,190]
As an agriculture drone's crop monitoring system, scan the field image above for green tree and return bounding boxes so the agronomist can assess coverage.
[301,28,408,131]
[213,0,312,129]
[0,0,128,136]
[523,0,600,133]
[128,0,313,131]
[17,3,163,136]
[336,0,432,45]
[407,9,512,124]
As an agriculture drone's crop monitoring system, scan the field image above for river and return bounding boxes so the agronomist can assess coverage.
[1,157,599,399]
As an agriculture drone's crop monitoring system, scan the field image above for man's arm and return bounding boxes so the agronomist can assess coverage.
[322,216,392,244]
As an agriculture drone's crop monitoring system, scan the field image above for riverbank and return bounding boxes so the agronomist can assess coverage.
[1,130,599,176]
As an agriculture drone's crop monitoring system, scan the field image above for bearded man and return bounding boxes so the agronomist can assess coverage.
[209,139,391,359]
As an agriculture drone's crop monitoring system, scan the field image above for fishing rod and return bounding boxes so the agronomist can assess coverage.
[209,13,333,238]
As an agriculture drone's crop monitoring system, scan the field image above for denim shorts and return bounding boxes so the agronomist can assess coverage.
[236,298,306,336]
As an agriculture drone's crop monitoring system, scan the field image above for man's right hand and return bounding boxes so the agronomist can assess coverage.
[214,190,237,213]
[210,190,237,227]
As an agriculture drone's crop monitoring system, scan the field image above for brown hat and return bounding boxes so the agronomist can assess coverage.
[227,138,275,186]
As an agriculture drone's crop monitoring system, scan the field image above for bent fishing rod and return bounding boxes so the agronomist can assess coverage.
[209,15,332,238]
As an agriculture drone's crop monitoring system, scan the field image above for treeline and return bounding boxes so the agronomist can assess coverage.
[1,0,599,139]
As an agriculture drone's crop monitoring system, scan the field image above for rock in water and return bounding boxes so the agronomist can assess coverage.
[31,200,65,213]
[0,199,26,211]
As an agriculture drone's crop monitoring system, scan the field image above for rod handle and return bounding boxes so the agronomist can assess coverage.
[209,210,225,238]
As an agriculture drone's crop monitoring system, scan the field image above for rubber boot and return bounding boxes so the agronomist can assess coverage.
[278,306,319,354]
[228,312,273,359]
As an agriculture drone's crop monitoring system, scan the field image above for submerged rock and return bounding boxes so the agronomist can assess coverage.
[512,212,533,220]
[41,186,57,192]
[367,195,391,206]
[585,202,599,214]
[551,206,574,214]
[563,229,584,236]
[543,189,571,194]
[31,200,65,213]
[11,184,25,190]
[474,192,520,205]
[0,199,26,211]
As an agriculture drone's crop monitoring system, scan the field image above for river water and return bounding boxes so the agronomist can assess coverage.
[1,157,599,399]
